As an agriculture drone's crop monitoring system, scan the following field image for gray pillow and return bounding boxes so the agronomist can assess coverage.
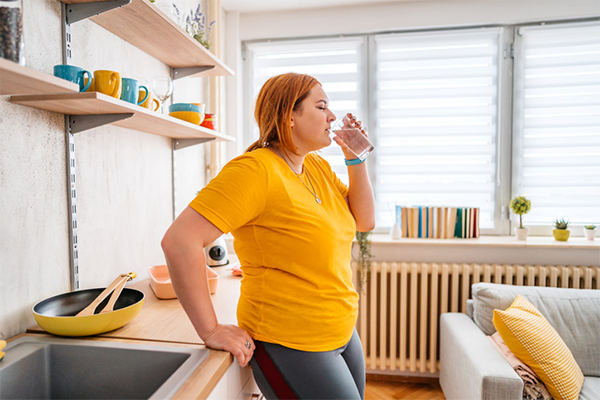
[471,282,600,377]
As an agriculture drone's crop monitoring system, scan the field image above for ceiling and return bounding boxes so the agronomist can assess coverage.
[220,0,405,13]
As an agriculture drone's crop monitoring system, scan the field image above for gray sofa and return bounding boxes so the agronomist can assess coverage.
[439,283,600,400]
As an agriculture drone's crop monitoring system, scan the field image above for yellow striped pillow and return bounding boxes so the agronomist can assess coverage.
[493,295,584,400]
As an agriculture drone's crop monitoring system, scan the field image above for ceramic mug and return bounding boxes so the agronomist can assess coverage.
[94,70,122,98]
[120,78,148,106]
[53,65,92,92]
[138,90,160,111]
[84,77,95,92]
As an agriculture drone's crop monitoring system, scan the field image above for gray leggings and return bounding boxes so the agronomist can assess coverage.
[250,329,365,400]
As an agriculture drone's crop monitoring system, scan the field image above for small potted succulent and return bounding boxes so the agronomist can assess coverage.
[510,196,531,240]
[584,225,597,241]
[553,219,570,241]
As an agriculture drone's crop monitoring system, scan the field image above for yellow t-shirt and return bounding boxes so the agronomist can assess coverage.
[189,148,358,352]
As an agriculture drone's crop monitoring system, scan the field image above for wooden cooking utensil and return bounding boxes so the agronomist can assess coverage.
[99,272,137,314]
[75,272,136,317]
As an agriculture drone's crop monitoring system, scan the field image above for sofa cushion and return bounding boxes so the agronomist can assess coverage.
[471,283,600,376]
[494,295,584,400]
[579,376,600,400]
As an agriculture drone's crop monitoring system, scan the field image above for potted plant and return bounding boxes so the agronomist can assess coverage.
[553,219,570,241]
[510,196,531,240]
[354,231,373,293]
[184,4,215,50]
[584,225,597,241]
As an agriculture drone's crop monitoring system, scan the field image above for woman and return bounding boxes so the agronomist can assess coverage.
[161,72,375,399]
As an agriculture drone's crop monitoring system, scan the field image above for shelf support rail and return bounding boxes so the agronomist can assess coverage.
[65,0,131,25]
[65,115,80,291]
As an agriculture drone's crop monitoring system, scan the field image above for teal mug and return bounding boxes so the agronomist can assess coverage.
[120,78,148,106]
[53,65,92,92]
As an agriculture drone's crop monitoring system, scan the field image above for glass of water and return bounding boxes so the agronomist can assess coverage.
[330,113,375,161]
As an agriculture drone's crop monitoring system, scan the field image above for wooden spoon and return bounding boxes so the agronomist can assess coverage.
[75,272,136,317]
[99,272,136,314]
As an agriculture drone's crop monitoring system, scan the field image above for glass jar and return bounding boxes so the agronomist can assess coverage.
[153,0,179,25]
[0,0,24,65]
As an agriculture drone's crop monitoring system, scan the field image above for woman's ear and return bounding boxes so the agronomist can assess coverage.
[290,118,295,128]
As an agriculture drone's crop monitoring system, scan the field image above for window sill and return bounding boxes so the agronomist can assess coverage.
[368,234,600,249]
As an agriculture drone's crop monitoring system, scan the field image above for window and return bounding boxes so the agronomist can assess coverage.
[373,29,502,230]
[244,20,600,234]
[512,21,600,229]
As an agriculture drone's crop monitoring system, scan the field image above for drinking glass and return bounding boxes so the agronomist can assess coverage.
[330,113,375,161]
[152,76,173,113]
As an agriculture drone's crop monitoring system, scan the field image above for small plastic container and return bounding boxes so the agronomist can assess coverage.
[148,265,219,299]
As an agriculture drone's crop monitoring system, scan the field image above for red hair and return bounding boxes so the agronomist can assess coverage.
[246,73,320,154]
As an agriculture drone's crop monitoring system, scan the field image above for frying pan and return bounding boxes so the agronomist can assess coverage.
[32,287,144,337]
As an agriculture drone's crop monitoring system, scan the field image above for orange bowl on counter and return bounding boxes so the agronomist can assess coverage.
[148,265,218,300]
[148,265,177,299]
[207,268,219,294]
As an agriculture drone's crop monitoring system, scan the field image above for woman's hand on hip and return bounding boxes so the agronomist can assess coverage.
[203,323,255,367]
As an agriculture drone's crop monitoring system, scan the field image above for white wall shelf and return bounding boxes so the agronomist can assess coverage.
[10,91,234,141]
[0,58,79,96]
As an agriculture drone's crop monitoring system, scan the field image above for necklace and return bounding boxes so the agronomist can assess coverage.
[271,146,322,205]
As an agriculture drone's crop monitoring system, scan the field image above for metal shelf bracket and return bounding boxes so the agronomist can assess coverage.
[173,137,215,150]
[65,0,131,25]
[173,66,217,80]
[69,113,134,134]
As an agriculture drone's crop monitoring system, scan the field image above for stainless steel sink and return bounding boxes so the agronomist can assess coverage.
[0,336,209,399]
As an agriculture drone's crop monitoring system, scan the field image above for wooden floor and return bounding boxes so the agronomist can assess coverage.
[365,378,446,400]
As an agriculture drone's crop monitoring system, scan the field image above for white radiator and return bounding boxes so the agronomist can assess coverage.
[356,262,599,374]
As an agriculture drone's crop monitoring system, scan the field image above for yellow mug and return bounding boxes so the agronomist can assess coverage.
[94,70,121,98]
[139,90,160,111]
[84,77,95,92]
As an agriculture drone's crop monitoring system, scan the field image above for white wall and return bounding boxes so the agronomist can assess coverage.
[0,0,210,339]
[238,0,600,41]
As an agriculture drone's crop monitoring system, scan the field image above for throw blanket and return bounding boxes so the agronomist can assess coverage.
[488,332,553,400]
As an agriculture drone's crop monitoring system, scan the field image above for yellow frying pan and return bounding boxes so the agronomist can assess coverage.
[32,273,144,337]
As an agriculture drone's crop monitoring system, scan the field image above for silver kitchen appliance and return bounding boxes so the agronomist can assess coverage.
[205,236,229,267]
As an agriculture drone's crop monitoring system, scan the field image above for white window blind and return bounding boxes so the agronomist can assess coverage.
[513,22,600,225]
[246,37,367,184]
[374,29,502,229]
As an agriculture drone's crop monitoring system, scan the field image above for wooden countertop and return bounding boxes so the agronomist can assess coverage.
[25,265,243,399]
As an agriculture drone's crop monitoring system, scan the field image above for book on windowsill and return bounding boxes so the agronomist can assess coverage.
[396,206,480,239]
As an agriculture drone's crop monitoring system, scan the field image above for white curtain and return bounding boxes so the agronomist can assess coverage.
[512,21,600,225]
[373,29,502,229]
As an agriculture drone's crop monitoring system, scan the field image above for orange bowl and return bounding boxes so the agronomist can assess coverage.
[207,268,219,294]
[169,111,205,125]
[148,265,177,299]
[148,265,218,299]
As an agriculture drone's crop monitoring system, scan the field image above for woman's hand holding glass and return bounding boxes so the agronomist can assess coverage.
[330,113,375,162]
